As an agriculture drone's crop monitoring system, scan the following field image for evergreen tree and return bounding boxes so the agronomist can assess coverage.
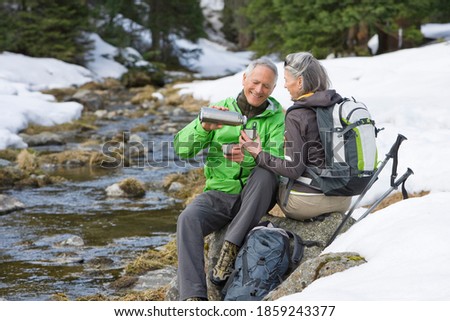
[222,0,252,49]
[429,0,450,22]
[144,0,205,65]
[0,0,91,64]
[241,0,438,59]
[89,0,149,51]
[240,0,284,55]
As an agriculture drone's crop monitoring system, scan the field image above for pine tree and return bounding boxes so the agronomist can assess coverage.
[222,0,252,49]
[240,0,438,59]
[0,0,91,64]
[89,0,149,51]
[144,0,205,65]
[240,0,284,55]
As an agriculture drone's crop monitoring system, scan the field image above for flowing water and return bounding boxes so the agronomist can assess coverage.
[0,111,199,301]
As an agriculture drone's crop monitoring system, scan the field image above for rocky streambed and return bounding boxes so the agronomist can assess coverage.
[0,78,207,301]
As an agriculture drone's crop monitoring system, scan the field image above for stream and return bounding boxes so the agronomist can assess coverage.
[0,104,200,301]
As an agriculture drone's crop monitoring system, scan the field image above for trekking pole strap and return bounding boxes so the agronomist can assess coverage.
[395,168,414,200]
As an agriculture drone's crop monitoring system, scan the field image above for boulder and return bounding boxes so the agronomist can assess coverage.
[19,131,65,146]
[0,194,25,215]
[133,266,177,292]
[71,89,103,111]
[264,252,366,301]
[165,212,356,301]
[105,178,146,198]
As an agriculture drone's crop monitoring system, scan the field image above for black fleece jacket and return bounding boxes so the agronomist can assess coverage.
[256,90,343,192]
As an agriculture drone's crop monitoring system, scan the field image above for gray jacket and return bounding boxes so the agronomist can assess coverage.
[256,90,343,192]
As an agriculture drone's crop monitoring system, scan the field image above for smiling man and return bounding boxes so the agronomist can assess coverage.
[173,58,285,301]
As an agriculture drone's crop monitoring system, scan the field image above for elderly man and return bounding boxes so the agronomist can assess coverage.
[173,58,285,301]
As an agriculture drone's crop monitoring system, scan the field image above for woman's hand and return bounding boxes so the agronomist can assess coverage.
[240,130,262,158]
[201,106,228,131]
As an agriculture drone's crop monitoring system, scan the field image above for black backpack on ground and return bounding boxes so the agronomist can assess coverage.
[222,221,320,301]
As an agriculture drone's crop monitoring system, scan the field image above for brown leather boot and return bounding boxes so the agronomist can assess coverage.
[209,240,239,286]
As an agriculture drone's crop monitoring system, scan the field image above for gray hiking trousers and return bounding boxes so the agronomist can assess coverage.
[176,166,278,301]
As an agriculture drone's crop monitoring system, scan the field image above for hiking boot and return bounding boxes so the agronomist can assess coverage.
[209,240,239,286]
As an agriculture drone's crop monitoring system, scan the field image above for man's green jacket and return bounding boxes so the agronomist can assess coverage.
[174,96,285,194]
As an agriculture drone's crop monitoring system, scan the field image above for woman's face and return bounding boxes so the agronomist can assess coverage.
[284,69,301,101]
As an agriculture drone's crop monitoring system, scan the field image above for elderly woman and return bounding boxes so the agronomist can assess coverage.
[240,52,352,220]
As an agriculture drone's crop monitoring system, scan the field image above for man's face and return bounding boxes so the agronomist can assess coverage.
[242,65,276,107]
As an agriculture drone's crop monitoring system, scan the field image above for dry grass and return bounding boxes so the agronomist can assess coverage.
[130,85,157,105]
[0,149,21,161]
[109,275,139,290]
[124,239,177,276]
[118,286,168,301]
[39,150,92,166]
[76,294,110,301]
[38,150,110,168]
[16,149,39,172]
[89,150,124,167]
[76,287,168,301]
[159,85,209,112]
[50,293,70,301]
[41,87,77,102]
[0,167,26,189]
[131,123,150,133]
[370,190,430,212]
[118,177,146,197]
[163,167,205,204]
[22,114,97,135]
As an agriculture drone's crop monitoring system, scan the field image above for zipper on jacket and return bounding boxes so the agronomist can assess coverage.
[238,167,244,189]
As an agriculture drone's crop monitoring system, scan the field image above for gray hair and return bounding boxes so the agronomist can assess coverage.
[284,52,331,95]
[244,57,278,84]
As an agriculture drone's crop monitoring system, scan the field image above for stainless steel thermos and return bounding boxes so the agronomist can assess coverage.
[199,107,247,126]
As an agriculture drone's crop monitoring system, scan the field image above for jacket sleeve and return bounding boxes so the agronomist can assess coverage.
[173,117,213,159]
[263,113,285,158]
[255,111,307,179]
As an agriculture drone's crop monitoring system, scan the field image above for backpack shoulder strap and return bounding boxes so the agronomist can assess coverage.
[284,230,321,265]
[285,230,302,265]
[221,268,239,297]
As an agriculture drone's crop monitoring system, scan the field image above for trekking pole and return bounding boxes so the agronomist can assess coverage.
[356,167,414,222]
[326,134,407,246]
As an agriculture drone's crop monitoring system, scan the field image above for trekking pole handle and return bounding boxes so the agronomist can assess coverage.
[356,167,414,223]
[393,167,414,188]
[386,134,407,159]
